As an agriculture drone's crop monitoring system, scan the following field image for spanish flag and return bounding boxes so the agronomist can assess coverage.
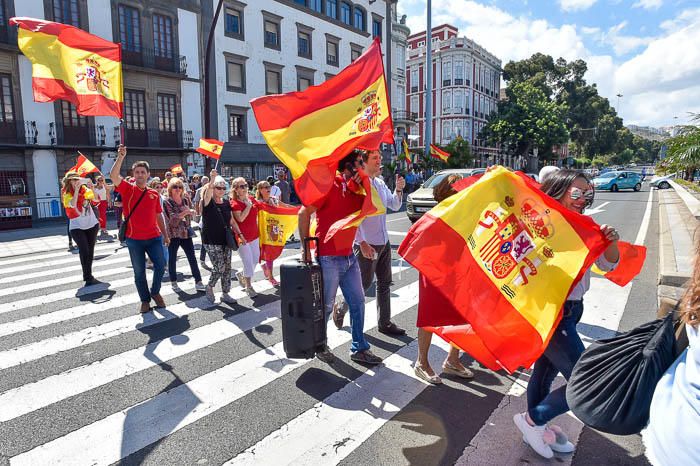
[401,139,412,166]
[68,153,100,177]
[170,164,184,175]
[250,38,394,206]
[592,240,646,286]
[196,138,224,160]
[257,203,301,261]
[10,17,123,118]
[325,172,386,241]
[429,144,451,162]
[398,166,616,373]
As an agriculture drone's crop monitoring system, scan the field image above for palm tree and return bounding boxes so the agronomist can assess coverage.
[664,114,700,180]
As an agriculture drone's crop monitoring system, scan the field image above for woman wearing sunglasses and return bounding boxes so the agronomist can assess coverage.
[514,169,620,459]
[200,170,243,304]
[230,177,260,298]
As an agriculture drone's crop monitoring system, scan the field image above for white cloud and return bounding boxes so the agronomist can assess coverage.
[632,0,663,10]
[558,0,598,12]
[581,26,601,35]
[601,21,653,56]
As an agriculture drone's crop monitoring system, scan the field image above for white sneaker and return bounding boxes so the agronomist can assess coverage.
[245,287,258,298]
[221,292,236,304]
[513,413,554,459]
[547,424,575,453]
[205,285,215,304]
[195,281,206,292]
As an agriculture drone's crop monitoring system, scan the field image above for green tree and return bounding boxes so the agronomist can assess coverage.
[443,137,473,168]
[663,114,700,179]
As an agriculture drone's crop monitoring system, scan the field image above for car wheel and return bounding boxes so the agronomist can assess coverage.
[611,184,619,192]
[658,181,670,189]
[634,183,641,192]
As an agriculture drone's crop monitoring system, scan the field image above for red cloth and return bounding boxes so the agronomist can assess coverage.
[231,196,260,241]
[115,181,162,240]
[314,176,364,256]
[98,200,108,229]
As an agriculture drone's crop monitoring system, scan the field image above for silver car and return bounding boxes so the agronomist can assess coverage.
[649,173,675,189]
[406,168,486,222]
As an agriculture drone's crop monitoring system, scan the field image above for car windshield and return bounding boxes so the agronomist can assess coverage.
[423,172,470,188]
[598,172,617,179]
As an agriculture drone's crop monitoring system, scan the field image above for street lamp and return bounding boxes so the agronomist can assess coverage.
[616,93,623,114]
[203,0,225,172]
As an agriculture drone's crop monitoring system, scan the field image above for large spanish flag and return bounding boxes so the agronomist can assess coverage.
[258,203,300,261]
[250,38,394,206]
[196,138,224,160]
[398,166,613,373]
[10,17,123,118]
[429,144,451,162]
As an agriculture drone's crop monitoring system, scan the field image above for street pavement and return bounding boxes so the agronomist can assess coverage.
[0,185,658,466]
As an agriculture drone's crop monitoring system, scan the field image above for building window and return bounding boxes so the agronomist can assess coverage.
[310,0,322,12]
[454,60,464,85]
[372,19,381,40]
[264,18,280,49]
[61,101,87,127]
[410,95,418,114]
[297,67,314,91]
[298,77,311,91]
[293,0,306,5]
[298,30,311,59]
[224,6,244,39]
[350,45,362,62]
[326,40,338,66]
[353,7,365,31]
[454,90,463,113]
[340,2,351,25]
[152,14,173,58]
[442,91,451,112]
[0,74,14,123]
[326,0,337,19]
[157,94,177,132]
[118,5,141,53]
[442,61,451,86]
[442,121,451,142]
[410,68,418,92]
[53,0,80,27]
[225,54,246,93]
[124,89,146,130]
[265,69,281,95]
[324,73,335,81]
[228,112,245,141]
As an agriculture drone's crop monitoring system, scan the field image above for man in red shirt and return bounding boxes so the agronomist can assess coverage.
[110,145,170,313]
[298,150,382,365]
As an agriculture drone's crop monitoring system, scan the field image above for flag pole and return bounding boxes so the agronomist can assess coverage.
[118,43,125,147]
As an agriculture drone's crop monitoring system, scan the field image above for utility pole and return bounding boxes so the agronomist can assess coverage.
[616,93,623,116]
[203,0,225,173]
[424,0,432,159]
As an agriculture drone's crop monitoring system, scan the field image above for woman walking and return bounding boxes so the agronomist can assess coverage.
[201,170,243,304]
[62,171,100,287]
[255,180,294,286]
[163,177,205,292]
[93,176,110,236]
[231,177,260,297]
[514,169,620,459]
[414,174,474,384]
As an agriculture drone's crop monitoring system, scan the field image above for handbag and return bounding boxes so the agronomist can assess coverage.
[118,187,148,242]
[213,201,238,251]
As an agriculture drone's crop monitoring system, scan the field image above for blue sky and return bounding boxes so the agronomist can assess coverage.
[397,0,700,127]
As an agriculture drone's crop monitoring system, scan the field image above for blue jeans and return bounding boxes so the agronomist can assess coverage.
[126,236,166,303]
[527,300,585,426]
[319,254,370,354]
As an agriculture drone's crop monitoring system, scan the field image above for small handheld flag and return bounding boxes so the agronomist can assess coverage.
[196,138,224,160]
[402,139,412,166]
[170,164,184,175]
[429,144,451,162]
[68,153,100,177]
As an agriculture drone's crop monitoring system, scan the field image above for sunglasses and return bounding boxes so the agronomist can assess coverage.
[172,186,183,190]
[214,186,226,191]
[236,184,249,189]
[569,186,595,207]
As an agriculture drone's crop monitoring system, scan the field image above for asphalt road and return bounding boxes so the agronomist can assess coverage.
[0,183,659,466]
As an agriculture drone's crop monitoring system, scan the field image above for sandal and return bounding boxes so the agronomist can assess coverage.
[442,361,474,379]
[414,364,442,384]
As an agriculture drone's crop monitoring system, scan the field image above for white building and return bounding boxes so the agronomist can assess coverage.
[406,24,501,167]
[209,0,392,180]
[0,0,204,230]
[388,2,413,163]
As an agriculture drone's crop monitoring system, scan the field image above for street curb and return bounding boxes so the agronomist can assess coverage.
[669,179,700,219]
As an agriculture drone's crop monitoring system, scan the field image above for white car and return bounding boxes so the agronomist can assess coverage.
[649,174,675,189]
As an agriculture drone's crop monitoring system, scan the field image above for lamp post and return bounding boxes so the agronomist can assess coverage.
[424,0,432,158]
[203,0,225,172]
[616,93,623,115]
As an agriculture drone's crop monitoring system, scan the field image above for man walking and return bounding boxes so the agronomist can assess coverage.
[275,170,291,204]
[298,150,382,365]
[110,145,170,313]
[333,150,406,335]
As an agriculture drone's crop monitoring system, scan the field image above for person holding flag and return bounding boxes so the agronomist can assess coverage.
[62,171,100,287]
[93,175,110,237]
[255,180,297,286]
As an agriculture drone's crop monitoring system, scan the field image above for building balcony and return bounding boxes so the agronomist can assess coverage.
[49,123,109,146]
[393,110,418,126]
[0,120,38,145]
[114,127,194,149]
[122,47,187,75]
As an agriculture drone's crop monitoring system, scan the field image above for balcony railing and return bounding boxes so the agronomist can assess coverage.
[114,127,194,149]
[122,47,187,75]
[0,120,38,144]
[392,110,418,124]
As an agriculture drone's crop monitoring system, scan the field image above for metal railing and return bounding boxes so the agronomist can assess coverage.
[0,120,38,145]
[392,110,418,123]
[122,47,187,75]
[114,127,194,148]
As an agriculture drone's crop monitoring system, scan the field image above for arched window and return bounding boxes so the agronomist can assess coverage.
[340,2,351,25]
[353,7,365,31]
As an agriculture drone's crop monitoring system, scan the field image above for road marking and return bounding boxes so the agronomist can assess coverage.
[635,188,654,245]
[0,241,124,267]
[0,253,135,284]
[9,285,419,465]
[387,216,409,223]
[0,265,408,370]
[387,230,407,237]
[585,201,609,216]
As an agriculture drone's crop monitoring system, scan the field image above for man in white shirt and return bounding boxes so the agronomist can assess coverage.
[267,176,282,199]
[333,149,406,335]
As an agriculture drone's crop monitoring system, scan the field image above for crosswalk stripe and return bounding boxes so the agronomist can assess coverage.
[9,284,419,465]
[0,241,124,267]
[0,244,131,276]
[226,338,451,466]
[0,265,409,371]
[0,253,135,284]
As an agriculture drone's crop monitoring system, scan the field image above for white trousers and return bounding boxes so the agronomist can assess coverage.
[238,238,260,278]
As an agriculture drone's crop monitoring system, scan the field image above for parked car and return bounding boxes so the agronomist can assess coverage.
[406,168,486,222]
[649,173,676,189]
[592,171,643,192]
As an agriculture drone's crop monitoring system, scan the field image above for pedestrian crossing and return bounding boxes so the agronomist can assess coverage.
[0,239,645,465]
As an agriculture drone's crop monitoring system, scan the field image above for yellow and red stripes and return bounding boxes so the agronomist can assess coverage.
[196,138,224,160]
[429,144,450,162]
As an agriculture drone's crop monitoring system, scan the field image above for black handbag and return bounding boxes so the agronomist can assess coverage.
[118,187,148,242]
[213,201,238,251]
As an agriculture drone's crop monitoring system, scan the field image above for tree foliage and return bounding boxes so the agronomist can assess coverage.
[661,114,700,178]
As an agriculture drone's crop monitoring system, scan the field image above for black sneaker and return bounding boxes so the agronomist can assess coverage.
[378,322,406,336]
[350,349,382,365]
[315,345,336,363]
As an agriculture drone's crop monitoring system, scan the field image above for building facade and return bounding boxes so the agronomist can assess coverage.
[405,24,501,167]
[388,1,413,166]
[209,0,392,181]
[0,0,204,230]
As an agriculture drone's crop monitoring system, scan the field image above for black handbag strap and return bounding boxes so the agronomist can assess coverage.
[212,200,231,231]
[123,186,148,226]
